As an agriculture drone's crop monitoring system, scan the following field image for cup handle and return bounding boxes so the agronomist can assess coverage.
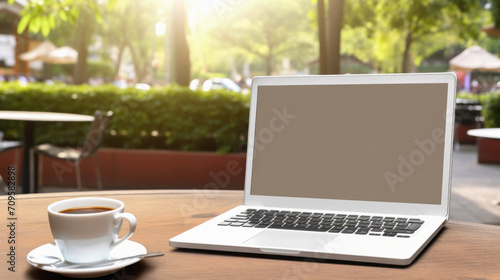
[112,213,137,249]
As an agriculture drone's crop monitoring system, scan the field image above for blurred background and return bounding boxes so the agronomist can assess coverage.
[1,0,500,89]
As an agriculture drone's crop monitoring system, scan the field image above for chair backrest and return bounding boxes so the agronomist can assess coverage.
[80,111,113,159]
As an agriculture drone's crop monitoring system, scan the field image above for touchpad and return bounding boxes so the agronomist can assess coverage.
[243,230,338,252]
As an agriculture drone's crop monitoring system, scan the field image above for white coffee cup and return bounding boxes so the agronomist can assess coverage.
[48,197,137,263]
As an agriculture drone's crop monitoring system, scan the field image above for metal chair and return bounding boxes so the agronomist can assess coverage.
[0,132,23,194]
[31,111,113,191]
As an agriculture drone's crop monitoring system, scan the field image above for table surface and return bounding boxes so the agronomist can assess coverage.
[2,190,500,279]
[0,110,94,122]
[467,128,500,140]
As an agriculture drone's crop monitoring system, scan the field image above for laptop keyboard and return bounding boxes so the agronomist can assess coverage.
[218,209,424,238]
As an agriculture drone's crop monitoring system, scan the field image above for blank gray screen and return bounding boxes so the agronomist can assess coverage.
[250,83,448,205]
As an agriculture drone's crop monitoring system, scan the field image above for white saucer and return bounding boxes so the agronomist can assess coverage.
[27,240,147,278]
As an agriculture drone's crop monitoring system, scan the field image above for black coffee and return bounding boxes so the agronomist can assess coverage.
[59,206,115,214]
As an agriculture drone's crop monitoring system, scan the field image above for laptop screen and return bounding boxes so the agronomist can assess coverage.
[250,83,448,205]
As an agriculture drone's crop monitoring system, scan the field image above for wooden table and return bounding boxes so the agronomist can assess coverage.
[0,111,94,193]
[1,190,500,279]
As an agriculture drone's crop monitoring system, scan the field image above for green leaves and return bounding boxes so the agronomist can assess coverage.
[342,0,488,73]
[16,13,31,34]
[0,83,249,153]
[482,92,500,128]
[11,0,100,36]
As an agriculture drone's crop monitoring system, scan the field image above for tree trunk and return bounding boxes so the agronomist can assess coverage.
[317,0,328,74]
[266,55,273,76]
[327,0,344,74]
[113,43,126,79]
[170,0,191,86]
[402,30,413,73]
[127,43,148,83]
[73,8,91,84]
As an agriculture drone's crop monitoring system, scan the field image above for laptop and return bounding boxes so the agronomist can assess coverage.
[170,73,456,265]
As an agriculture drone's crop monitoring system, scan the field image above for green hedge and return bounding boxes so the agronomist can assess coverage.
[0,82,250,153]
[457,91,500,128]
[481,92,500,128]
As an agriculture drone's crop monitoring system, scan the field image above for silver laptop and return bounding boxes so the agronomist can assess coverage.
[170,73,456,265]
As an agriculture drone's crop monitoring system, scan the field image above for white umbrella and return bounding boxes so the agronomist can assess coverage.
[42,46,78,64]
[449,45,500,72]
[19,41,56,61]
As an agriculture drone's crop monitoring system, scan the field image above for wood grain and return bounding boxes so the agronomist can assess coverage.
[1,190,499,280]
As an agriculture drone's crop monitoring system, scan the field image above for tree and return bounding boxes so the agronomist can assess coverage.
[207,0,317,76]
[326,0,344,74]
[9,0,116,84]
[72,7,93,84]
[343,0,485,73]
[171,0,191,86]
[317,0,328,74]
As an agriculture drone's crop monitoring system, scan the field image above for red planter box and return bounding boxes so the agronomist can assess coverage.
[0,148,246,190]
[477,138,500,164]
[455,124,479,144]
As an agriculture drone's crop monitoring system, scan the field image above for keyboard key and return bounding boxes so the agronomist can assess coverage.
[255,224,270,228]
[242,223,257,227]
[342,227,357,234]
[407,224,422,231]
[384,229,414,234]
[295,224,308,230]
[395,218,408,223]
[355,228,369,235]
[395,223,410,229]
[333,220,345,225]
[329,226,345,233]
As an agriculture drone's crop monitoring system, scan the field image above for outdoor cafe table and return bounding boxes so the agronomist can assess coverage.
[0,111,94,193]
[467,128,500,205]
[1,189,499,279]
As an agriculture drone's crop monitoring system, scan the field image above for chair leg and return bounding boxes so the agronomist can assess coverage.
[14,148,20,172]
[38,154,44,193]
[93,154,103,189]
[0,174,7,194]
[75,160,82,191]
[29,149,35,193]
